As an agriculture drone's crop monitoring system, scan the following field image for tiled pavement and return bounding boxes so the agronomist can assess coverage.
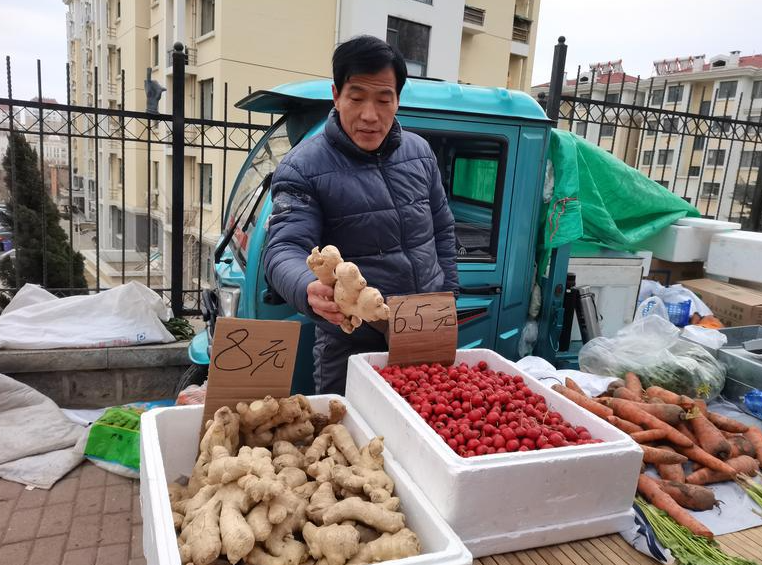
[0,462,145,565]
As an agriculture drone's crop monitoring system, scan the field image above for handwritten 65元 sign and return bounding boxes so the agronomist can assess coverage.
[387,292,457,366]
[202,317,301,425]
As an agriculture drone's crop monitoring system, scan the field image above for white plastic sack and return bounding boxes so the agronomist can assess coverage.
[0,281,174,349]
[638,280,712,317]
[681,325,728,350]
[514,356,618,397]
[634,296,671,322]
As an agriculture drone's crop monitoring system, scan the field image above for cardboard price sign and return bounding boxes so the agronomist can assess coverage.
[386,292,457,366]
[202,317,301,426]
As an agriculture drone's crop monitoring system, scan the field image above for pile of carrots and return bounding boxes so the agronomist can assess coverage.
[552,373,762,540]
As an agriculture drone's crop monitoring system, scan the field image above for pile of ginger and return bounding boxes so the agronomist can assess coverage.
[168,395,421,565]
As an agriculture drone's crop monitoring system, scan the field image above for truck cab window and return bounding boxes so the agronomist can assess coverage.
[416,132,506,262]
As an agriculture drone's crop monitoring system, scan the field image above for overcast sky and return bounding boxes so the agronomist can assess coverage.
[1,0,761,102]
[533,0,762,86]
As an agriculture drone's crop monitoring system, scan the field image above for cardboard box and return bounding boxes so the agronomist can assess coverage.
[681,278,762,327]
[645,258,705,286]
[346,349,642,557]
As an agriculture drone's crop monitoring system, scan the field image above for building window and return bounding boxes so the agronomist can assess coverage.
[718,81,738,99]
[645,120,658,135]
[661,116,679,133]
[693,136,706,150]
[386,16,431,77]
[699,100,711,115]
[657,149,674,166]
[116,0,121,19]
[575,122,587,136]
[702,182,720,197]
[656,180,670,189]
[667,85,684,103]
[150,219,160,247]
[650,89,664,106]
[201,0,215,35]
[740,150,762,168]
[642,150,653,166]
[116,48,121,74]
[707,149,726,166]
[151,35,159,67]
[199,79,213,119]
[687,165,701,177]
[753,80,762,100]
[605,93,620,103]
[600,124,615,137]
[200,163,213,205]
[152,161,159,191]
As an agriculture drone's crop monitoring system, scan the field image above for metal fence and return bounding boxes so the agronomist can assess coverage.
[540,50,762,231]
[0,47,269,314]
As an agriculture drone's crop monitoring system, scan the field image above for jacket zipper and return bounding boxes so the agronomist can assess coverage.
[377,155,420,293]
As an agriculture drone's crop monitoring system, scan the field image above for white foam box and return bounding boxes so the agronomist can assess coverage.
[640,218,740,262]
[346,349,643,557]
[140,395,472,565]
[707,230,762,284]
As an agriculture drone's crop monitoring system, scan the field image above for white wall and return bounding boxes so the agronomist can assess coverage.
[338,0,465,82]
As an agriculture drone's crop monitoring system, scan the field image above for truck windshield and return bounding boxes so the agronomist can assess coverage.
[225,118,294,265]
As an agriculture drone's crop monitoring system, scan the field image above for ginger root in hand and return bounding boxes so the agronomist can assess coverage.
[306,246,390,334]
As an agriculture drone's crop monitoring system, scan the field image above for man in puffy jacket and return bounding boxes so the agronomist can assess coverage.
[264,35,458,394]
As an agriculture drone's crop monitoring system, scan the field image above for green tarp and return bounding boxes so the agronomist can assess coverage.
[538,129,699,264]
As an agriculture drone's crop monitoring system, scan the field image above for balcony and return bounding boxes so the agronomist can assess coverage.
[512,15,531,43]
[166,47,197,68]
[463,6,486,34]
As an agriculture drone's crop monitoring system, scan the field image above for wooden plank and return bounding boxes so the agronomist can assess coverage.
[512,551,540,565]
[733,528,762,557]
[491,552,525,565]
[599,533,652,565]
[536,544,578,565]
[607,534,657,565]
[526,549,552,565]
[581,538,630,565]
[558,541,604,565]
[719,531,762,562]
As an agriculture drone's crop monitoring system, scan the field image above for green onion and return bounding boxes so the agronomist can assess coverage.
[635,497,758,565]
[163,317,195,341]
[735,474,762,518]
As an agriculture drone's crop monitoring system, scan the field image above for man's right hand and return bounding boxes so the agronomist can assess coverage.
[307,280,346,326]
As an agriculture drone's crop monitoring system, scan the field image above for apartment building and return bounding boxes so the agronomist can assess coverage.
[63,0,541,294]
[532,51,762,224]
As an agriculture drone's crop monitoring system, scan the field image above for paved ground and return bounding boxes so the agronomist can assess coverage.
[0,461,145,565]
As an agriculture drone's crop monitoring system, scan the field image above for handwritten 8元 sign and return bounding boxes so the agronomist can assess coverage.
[386,291,457,366]
[202,317,301,425]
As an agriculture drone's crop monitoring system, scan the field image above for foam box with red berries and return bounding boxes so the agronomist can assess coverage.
[345,349,643,557]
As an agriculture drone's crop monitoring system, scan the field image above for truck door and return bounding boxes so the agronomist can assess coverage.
[402,114,520,352]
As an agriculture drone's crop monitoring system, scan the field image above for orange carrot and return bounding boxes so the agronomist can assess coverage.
[641,445,689,465]
[656,447,686,483]
[637,474,714,539]
[551,384,613,419]
[686,455,759,485]
[653,479,717,511]
[690,414,732,460]
[607,416,644,434]
[706,412,749,434]
[614,387,643,402]
[606,398,693,447]
[743,427,762,467]
[676,421,699,445]
[645,386,695,410]
[648,397,666,404]
[606,379,626,396]
[564,377,586,396]
[625,372,644,396]
[676,444,739,477]
[600,397,686,427]
[726,435,756,459]
[631,429,668,443]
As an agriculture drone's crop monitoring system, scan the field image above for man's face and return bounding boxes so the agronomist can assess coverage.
[332,67,400,152]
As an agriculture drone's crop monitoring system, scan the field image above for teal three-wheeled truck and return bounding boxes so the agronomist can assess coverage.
[186,78,569,394]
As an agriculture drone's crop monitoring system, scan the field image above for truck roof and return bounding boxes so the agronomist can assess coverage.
[236,78,549,122]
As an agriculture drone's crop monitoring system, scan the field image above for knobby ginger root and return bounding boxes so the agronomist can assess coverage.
[245,502,272,542]
[303,522,361,565]
[328,425,361,466]
[322,498,405,533]
[189,407,240,496]
[311,399,347,436]
[178,498,222,565]
[217,484,255,564]
[331,466,394,504]
[307,481,339,524]
[307,246,390,334]
[347,529,421,565]
[307,457,336,484]
[305,433,333,465]
[207,446,254,485]
[247,539,307,565]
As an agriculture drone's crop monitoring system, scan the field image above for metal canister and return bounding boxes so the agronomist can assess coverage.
[574,285,602,343]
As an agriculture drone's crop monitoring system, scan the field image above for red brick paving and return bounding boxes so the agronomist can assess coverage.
[0,461,145,565]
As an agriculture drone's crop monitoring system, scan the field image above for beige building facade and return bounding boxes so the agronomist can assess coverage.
[64,0,541,294]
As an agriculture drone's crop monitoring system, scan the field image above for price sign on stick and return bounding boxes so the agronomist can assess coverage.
[202,317,301,426]
[386,292,457,366]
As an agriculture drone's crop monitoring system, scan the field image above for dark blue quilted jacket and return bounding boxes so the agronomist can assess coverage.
[264,109,458,338]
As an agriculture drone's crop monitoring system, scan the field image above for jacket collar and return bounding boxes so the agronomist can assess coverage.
[324,108,402,162]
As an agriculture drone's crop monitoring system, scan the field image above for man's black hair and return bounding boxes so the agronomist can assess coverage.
[332,35,407,96]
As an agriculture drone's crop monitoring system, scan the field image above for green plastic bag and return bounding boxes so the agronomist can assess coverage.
[538,130,700,272]
[84,407,141,473]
